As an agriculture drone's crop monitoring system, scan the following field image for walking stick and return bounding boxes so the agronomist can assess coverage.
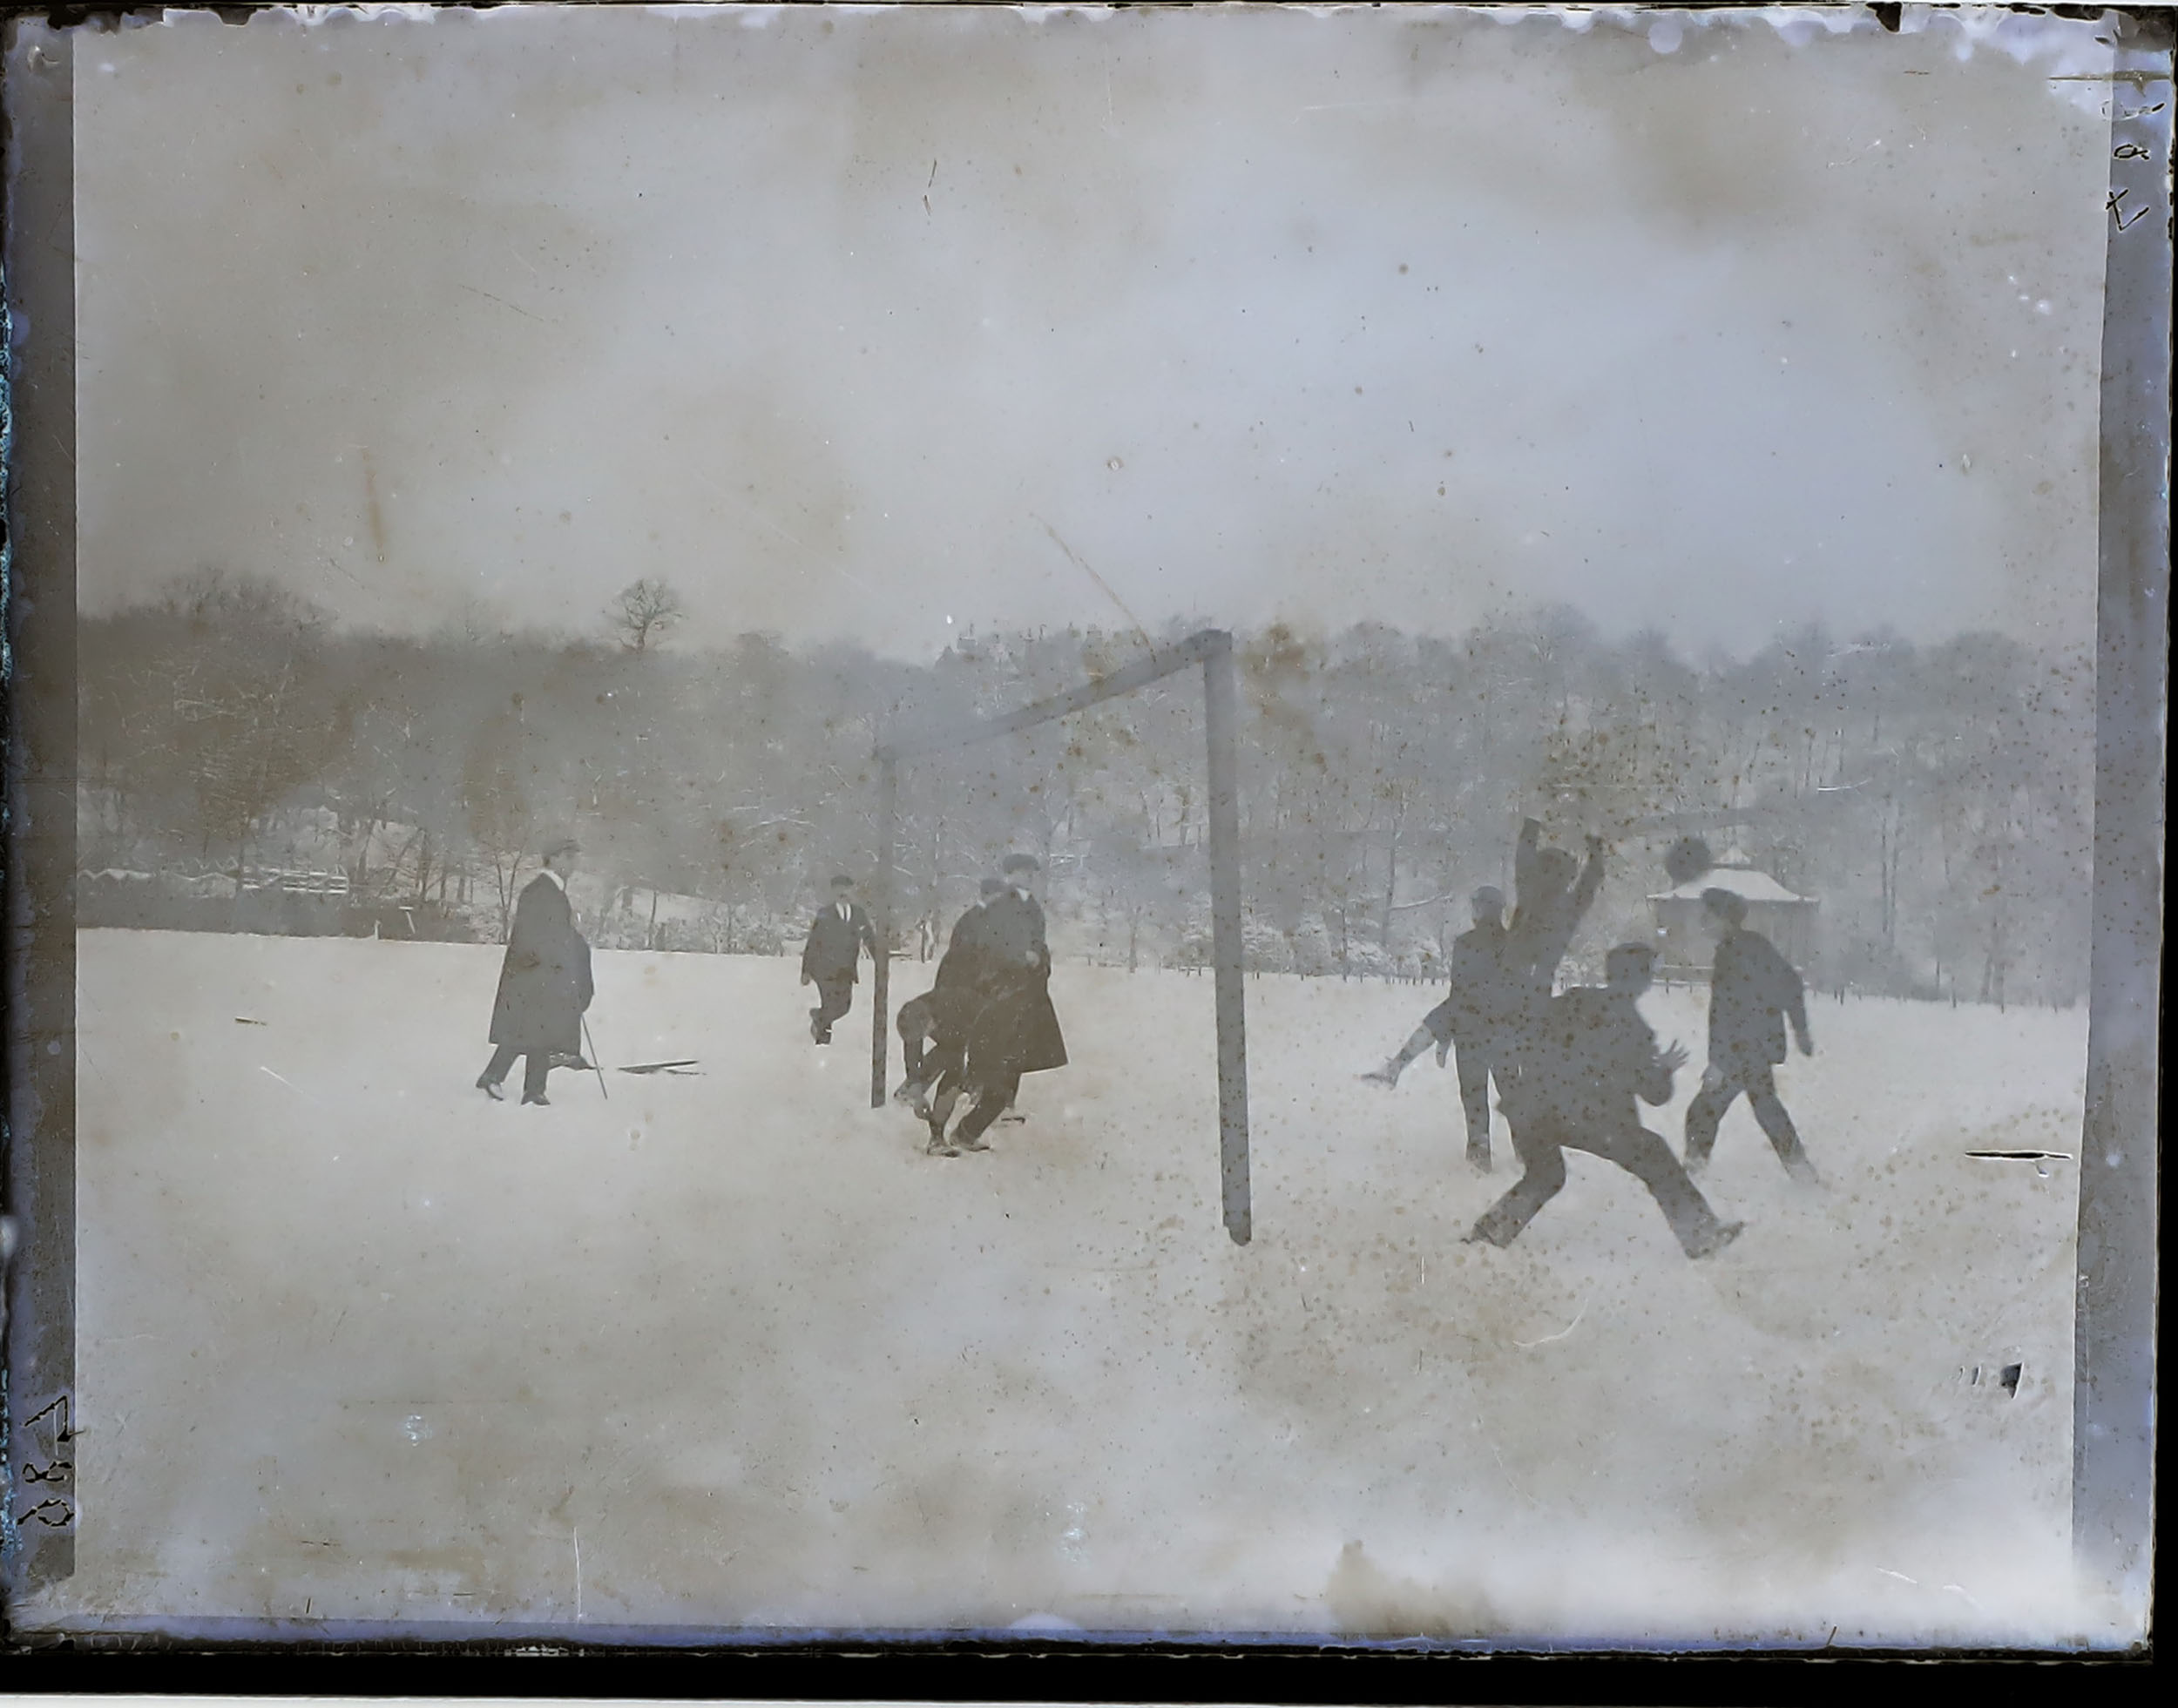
[582,1015,609,1102]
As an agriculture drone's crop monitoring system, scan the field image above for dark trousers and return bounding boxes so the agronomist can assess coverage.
[1471,1115,1727,1257]
[481,1044,550,1102]
[810,975,855,1040]
[955,1070,1022,1144]
[911,1030,964,1090]
[1451,1033,1507,1166]
[1685,1063,1816,1181]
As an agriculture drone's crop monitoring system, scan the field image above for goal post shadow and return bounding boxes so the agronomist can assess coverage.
[869,629,1252,1246]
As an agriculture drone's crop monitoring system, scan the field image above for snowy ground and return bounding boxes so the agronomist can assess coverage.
[27,928,2102,1644]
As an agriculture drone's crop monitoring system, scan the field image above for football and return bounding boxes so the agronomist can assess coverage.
[1663,834,1715,888]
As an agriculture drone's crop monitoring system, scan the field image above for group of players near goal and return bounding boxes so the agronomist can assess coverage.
[811,820,1818,1254]
[799,851,1066,1158]
[477,820,1815,1256]
[1362,820,1818,1260]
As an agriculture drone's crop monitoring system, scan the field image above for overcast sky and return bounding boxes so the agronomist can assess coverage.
[72,3,2113,662]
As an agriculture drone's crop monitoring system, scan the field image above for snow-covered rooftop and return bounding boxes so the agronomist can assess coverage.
[1648,866,1814,905]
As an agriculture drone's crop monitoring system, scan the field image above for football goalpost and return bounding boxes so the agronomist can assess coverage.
[869,629,1252,1246]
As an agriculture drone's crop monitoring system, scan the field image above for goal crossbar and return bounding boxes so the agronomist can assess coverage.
[869,628,1252,1246]
[876,629,1227,765]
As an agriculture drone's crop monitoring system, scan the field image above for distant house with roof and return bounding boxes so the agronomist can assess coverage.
[1649,848,1817,982]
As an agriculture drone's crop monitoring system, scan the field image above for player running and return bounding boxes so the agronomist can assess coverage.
[1681,887,1819,1185]
[800,874,878,1045]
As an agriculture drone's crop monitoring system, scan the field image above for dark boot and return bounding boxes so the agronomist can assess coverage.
[1688,1220,1745,1259]
[478,1046,518,1099]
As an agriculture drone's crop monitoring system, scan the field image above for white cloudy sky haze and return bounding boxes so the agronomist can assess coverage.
[72,3,2114,661]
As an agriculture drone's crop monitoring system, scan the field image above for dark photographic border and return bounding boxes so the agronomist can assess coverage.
[3,0,2164,1676]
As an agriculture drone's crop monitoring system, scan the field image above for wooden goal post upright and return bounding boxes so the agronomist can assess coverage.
[870,629,1252,1246]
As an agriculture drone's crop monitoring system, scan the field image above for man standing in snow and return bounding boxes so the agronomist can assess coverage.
[801,873,879,1044]
[1362,885,1516,1172]
[477,836,594,1107]
[1682,887,1819,1185]
[1467,943,1742,1259]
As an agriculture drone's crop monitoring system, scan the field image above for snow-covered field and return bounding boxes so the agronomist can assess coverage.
[30,928,2099,1644]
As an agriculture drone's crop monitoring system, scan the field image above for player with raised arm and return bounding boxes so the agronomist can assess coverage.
[1503,816,1606,1009]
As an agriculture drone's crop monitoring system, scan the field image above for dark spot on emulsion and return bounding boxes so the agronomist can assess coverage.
[1999,1363,2022,1398]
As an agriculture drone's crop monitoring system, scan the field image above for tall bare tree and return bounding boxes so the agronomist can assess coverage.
[608,577,685,653]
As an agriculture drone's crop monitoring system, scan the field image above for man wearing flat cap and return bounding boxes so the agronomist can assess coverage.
[801,873,879,1045]
[477,835,594,1106]
[933,853,1067,1155]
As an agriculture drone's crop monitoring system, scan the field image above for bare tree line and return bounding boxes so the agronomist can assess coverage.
[76,574,2092,1005]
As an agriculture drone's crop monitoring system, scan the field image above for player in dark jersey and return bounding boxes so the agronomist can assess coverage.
[1362,886,1517,1171]
[1466,943,1742,1259]
[1681,888,1819,1185]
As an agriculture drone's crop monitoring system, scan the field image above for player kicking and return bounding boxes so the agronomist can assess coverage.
[1682,887,1820,1186]
[1465,943,1742,1260]
[1362,885,1515,1171]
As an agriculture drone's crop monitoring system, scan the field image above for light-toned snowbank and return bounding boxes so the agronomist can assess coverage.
[28,930,2102,1644]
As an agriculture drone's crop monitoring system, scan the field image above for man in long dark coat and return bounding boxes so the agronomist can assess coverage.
[801,873,879,1044]
[896,876,1004,1108]
[929,853,1067,1156]
[1682,887,1818,1185]
[477,836,594,1107]
[1466,943,1742,1259]
[1362,885,1516,1171]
